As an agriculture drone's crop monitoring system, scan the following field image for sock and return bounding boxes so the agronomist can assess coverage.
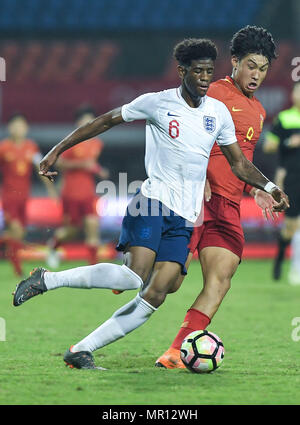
[171,308,211,350]
[72,294,157,352]
[44,263,143,291]
[290,230,300,274]
[87,244,98,265]
[5,238,23,276]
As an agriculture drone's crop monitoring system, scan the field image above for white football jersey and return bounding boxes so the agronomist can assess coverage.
[121,87,237,223]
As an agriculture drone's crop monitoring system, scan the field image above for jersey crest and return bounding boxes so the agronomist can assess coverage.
[203,115,216,133]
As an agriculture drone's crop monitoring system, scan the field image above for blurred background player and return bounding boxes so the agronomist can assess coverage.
[263,81,300,283]
[155,26,281,369]
[47,104,109,268]
[0,112,56,276]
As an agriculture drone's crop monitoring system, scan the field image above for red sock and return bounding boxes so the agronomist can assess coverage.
[5,238,23,276]
[87,245,98,265]
[171,308,211,350]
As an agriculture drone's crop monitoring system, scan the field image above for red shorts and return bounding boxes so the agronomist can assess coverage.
[62,197,97,226]
[189,193,244,259]
[2,197,27,226]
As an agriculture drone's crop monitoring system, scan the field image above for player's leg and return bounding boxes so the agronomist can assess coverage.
[84,213,100,265]
[273,216,299,280]
[155,247,239,369]
[43,189,161,293]
[3,213,26,277]
[1,197,27,276]
[156,195,243,368]
[288,218,300,284]
[13,245,154,307]
[64,208,191,368]
[13,190,162,305]
[67,260,182,368]
[47,224,79,268]
[47,198,80,267]
[190,246,239,316]
[273,185,300,280]
[167,251,194,294]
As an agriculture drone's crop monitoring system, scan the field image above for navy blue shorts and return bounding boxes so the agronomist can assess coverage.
[116,191,193,275]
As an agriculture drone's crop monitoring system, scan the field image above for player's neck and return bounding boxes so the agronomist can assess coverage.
[180,85,202,108]
[11,137,25,144]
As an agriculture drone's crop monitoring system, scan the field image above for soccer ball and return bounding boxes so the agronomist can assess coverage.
[180,330,224,373]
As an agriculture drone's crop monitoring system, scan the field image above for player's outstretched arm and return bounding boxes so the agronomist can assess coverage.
[40,107,123,180]
[220,142,290,212]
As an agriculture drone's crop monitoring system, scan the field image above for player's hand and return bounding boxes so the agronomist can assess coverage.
[39,151,59,182]
[254,189,279,220]
[269,187,290,212]
[204,179,211,202]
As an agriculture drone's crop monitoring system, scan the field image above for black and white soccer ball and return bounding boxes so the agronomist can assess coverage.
[180,330,225,373]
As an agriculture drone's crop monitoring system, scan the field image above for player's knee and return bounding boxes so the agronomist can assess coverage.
[205,275,231,306]
[167,276,183,294]
[142,287,167,308]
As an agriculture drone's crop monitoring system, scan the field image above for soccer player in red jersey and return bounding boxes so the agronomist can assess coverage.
[0,113,56,276]
[47,105,109,267]
[155,26,281,369]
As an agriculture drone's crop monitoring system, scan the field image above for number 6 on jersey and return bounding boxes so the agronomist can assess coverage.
[169,120,180,139]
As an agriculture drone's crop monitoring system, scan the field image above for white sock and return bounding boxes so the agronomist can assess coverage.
[44,263,142,291]
[291,230,300,274]
[72,294,157,353]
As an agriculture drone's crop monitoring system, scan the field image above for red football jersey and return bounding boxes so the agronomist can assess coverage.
[206,76,266,204]
[61,137,104,200]
[0,138,40,199]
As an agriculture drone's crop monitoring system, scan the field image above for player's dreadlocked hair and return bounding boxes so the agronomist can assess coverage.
[230,25,277,63]
[173,38,218,67]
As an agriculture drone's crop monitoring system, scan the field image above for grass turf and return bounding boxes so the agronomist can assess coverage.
[0,258,300,405]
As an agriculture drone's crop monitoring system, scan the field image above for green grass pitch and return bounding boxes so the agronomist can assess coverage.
[0,258,300,405]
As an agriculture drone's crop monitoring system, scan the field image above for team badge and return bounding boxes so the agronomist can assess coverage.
[139,226,152,240]
[203,115,216,133]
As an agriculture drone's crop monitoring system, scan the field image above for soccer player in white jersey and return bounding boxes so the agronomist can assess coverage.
[13,39,289,369]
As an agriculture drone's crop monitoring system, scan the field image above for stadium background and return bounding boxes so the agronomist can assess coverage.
[0,0,299,262]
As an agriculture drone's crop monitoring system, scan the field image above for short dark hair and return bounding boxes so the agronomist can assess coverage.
[173,38,218,67]
[7,112,27,124]
[230,25,277,63]
[74,104,96,121]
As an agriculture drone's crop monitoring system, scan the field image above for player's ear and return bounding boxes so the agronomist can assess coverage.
[177,65,186,80]
[231,55,239,70]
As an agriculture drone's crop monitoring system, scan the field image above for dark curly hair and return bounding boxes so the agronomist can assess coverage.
[173,38,218,67]
[230,25,277,63]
